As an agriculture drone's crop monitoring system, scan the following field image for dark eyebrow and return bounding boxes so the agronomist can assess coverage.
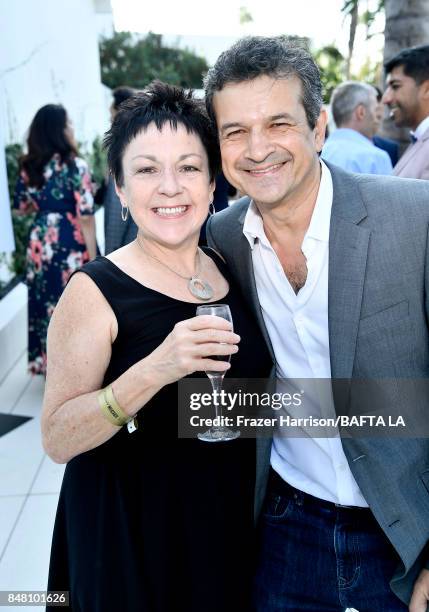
[131,153,203,162]
[220,113,296,134]
[178,153,203,161]
[220,122,243,135]
[269,113,295,122]
[131,154,157,161]
[387,79,402,86]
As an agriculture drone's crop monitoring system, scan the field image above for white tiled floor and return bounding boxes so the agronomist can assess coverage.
[0,351,65,610]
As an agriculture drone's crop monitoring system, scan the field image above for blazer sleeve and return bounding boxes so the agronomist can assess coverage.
[206,216,223,255]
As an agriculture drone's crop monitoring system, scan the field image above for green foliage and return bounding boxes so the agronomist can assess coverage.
[342,0,359,18]
[5,143,34,279]
[86,135,107,189]
[354,56,383,86]
[99,31,209,90]
[314,46,347,102]
[239,6,253,25]
[341,0,385,38]
[5,143,22,199]
[313,42,381,102]
[360,0,385,38]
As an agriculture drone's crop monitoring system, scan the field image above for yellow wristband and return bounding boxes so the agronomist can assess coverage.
[98,385,130,427]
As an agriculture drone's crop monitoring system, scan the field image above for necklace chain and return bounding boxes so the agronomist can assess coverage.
[135,235,214,301]
[136,234,200,280]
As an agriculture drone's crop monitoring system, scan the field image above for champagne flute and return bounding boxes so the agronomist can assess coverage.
[196,304,240,442]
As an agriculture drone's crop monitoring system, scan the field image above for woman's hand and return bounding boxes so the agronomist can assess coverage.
[146,315,240,386]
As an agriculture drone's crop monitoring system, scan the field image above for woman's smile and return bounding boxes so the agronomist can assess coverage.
[152,205,190,218]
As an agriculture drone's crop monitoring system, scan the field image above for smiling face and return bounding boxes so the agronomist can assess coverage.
[116,122,214,248]
[212,75,326,211]
[382,65,425,130]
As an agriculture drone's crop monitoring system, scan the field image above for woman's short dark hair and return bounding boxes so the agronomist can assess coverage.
[112,86,136,111]
[204,36,323,130]
[104,81,220,186]
[20,104,77,188]
[384,45,429,85]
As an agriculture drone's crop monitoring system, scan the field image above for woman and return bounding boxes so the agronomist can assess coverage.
[14,104,96,375]
[42,82,272,612]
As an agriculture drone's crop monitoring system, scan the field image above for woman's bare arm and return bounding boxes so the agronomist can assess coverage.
[41,272,239,464]
[41,272,164,463]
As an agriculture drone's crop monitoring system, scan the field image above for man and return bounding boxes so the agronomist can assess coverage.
[103,86,138,254]
[204,36,429,611]
[373,86,400,166]
[322,81,392,174]
[382,45,429,180]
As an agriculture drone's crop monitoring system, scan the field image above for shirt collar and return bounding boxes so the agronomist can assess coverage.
[330,127,372,146]
[242,160,333,249]
[410,115,429,141]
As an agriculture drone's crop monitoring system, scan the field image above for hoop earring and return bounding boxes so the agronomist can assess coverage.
[121,204,129,222]
[209,200,215,216]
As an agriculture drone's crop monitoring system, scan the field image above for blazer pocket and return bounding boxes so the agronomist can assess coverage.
[358,300,409,337]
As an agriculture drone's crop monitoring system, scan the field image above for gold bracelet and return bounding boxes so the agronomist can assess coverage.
[98,385,131,427]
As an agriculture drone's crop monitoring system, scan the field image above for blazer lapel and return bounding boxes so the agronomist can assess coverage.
[394,140,422,175]
[328,166,371,380]
[234,212,276,364]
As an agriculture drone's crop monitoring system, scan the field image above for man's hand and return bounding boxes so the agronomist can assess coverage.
[409,568,429,611]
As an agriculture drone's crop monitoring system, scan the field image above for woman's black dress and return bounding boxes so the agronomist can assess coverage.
[47,249,272,612]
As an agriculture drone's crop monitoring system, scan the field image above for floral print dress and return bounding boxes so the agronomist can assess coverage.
[13,154,94,375]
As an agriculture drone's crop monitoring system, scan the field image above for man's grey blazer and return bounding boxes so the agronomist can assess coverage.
[206,163,429,605]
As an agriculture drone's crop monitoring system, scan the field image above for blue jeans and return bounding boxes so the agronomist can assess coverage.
[253,469,408,611]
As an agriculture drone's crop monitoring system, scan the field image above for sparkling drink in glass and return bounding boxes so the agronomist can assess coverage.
[196,304,240,442]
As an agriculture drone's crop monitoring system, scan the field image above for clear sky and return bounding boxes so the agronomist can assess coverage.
[110,0,385,69]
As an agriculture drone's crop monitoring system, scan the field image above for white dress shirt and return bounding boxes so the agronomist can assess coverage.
[411,115,429,141]
[243,161,368,507]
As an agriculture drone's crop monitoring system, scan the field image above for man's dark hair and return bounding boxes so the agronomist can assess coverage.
[112,86,136,111]
[384,45,429,84]
[20,104,78,188]
[104,80,220,186]
[204,36,323,129]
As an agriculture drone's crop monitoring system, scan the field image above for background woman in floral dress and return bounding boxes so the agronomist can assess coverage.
[14,104,96,375]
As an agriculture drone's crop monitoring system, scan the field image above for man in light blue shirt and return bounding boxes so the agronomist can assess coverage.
[322,81,393,175]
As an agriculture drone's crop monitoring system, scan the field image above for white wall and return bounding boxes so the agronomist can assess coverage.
[0,0,110,149]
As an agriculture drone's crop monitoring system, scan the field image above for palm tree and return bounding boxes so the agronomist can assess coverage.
[343,0,359,78]
[342,0,384,78]
[382,0,429,142]
[384,0,429,61]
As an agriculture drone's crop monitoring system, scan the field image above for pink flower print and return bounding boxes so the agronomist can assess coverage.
[45,225,59,245]
[81,171,92,193]
[18,195,39,214]
[43,242,54,263]
[29,239,43,273]
[66,212,85,245]
[62,268,72,287]
[66,250,85,272]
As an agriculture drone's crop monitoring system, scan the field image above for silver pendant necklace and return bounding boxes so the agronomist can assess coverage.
[136,236,214,301]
